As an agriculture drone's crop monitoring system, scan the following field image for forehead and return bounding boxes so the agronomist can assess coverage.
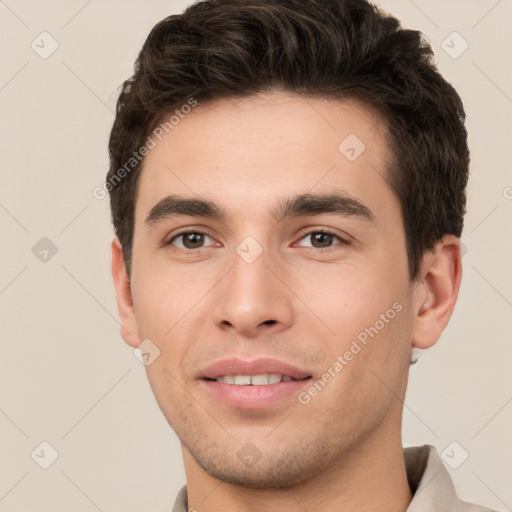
[135,92,396,224]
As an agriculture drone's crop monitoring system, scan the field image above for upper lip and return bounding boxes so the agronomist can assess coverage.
[199,358,312,380]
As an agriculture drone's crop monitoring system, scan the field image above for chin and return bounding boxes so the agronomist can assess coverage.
[186,437,334,490]
[199,461,314,490]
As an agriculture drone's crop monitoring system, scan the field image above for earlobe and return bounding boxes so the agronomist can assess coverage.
[111,236,141,348]
[411,235,463,350]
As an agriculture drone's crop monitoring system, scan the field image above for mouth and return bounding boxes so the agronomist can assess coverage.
[199,358,312,410]
[206,374,299,385]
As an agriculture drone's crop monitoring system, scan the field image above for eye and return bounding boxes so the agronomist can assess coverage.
[168,231,217,250]
[295,230,348,250]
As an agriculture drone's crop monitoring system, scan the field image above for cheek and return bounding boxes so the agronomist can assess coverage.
[297,299,411,434]
[130,260,226,387]
[131,260,209,335]
[291,259,405,337]
[295,258,412,392]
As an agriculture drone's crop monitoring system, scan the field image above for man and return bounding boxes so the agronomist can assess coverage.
[107,0,497,510]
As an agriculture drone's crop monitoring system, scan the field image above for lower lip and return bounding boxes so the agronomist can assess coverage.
[201,379,311,410]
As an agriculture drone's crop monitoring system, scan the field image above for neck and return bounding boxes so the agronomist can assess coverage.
[182,431,412,512]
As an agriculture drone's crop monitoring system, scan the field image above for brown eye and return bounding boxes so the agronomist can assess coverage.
[297,231,345,249]
[169,231,215,250]
[310,232,335,248]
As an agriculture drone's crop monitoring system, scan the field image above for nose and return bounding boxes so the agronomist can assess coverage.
[212,247,294,339]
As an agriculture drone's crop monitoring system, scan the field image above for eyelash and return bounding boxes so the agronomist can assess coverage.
[166,229,350,254]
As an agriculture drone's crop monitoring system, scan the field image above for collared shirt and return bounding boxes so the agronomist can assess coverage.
[172,445,497,511]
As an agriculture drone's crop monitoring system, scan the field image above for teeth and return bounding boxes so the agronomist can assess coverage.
[215,374,292,385]
[234,375,251,385]
[268,374,282,384]
[251,374,270,385]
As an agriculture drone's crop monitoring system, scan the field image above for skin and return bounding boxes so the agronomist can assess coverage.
[112,91,462,512]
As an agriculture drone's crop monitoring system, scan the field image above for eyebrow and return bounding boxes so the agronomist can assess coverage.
[144,191,374,227]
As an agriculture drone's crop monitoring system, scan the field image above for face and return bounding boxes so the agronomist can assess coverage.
[116,92,425,488]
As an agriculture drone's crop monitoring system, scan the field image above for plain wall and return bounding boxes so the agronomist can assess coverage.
[1,1,511,510]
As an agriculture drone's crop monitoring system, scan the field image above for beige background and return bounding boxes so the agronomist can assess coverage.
[1,1,511,511]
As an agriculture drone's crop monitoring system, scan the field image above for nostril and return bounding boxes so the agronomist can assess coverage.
[262,320,277,325]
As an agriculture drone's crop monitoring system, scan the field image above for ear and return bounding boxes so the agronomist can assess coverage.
[411,235,463,349]
[111,236,141,348]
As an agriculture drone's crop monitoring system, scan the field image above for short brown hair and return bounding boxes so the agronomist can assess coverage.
[107,0,469,280]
